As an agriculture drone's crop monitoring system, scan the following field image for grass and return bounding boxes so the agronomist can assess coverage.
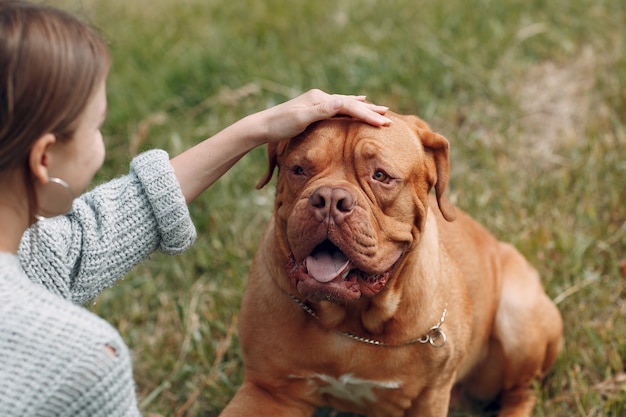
[51,0,626,415]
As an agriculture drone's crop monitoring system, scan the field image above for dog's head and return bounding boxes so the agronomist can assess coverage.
[257,111,455,306]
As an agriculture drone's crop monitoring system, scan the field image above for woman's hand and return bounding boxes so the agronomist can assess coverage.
[258,89,391,144]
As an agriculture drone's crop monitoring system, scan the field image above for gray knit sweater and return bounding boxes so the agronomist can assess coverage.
[0,150,197,416]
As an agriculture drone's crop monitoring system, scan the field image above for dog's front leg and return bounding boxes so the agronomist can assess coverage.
[220,381,315,417]
[406,379,455,417]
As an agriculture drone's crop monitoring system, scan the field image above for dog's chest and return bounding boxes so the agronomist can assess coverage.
[294,373,402,406]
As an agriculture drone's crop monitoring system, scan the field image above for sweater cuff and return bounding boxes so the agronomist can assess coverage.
[130,150,197,254]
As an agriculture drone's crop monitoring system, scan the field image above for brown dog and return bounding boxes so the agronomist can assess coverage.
[220,112,563,417]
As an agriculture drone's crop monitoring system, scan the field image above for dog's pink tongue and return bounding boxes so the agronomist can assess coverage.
[305,251,350,283]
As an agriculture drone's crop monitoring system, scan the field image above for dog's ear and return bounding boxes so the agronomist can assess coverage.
[418,127,456,221]
[256,143,278,189]
[256,140,291,189]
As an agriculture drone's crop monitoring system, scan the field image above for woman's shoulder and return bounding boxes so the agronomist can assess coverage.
[1,256,126,353]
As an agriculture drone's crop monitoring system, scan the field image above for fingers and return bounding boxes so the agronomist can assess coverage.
[302,89,366,103]
[320,96,392,127]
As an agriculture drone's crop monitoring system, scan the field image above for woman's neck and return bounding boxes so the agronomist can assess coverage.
[0,178,31,254]
[0,213,28,254]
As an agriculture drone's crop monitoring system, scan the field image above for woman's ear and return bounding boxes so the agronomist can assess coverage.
[28,133,56,184]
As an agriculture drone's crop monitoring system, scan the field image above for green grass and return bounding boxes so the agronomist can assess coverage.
[52,0,626,415]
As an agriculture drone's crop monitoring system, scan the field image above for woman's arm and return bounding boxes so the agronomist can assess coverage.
[172,90,390,204]
[20,150,195,304]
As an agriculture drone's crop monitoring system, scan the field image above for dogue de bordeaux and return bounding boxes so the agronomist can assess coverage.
[220,111,563,417]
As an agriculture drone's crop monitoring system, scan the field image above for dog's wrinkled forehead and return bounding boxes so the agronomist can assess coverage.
[284,116,424,164]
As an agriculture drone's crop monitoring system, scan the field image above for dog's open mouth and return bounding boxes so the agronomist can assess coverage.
[287,240,393,303]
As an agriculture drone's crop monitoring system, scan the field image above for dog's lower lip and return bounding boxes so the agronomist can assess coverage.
[287,249,397,302]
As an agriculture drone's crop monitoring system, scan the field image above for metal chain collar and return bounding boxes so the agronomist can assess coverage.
[289,294,448,348]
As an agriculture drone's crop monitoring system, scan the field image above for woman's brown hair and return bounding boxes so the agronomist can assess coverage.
[0,0,111,219]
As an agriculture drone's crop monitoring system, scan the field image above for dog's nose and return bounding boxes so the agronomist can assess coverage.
[309,186,355,224]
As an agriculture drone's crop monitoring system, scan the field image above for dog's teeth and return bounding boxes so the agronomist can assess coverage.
[341,270,350,280]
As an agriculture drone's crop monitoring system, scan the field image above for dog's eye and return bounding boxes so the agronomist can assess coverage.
[292,165,305,176]
[373,169,390,183]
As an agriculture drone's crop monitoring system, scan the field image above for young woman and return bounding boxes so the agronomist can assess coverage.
[0,1,391,415]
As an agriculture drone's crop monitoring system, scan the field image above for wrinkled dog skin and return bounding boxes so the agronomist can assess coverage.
[220,112,563,417]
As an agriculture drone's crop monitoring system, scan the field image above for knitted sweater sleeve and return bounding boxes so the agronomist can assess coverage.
[18,150,197,305]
